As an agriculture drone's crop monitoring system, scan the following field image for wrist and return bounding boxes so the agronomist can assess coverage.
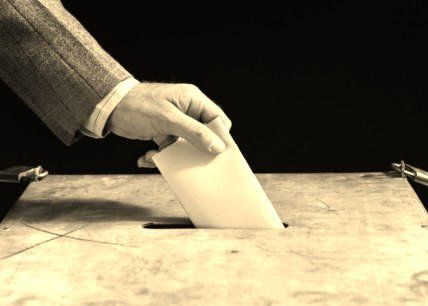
[104,79,141,134]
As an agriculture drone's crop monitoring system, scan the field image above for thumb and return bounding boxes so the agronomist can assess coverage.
[137,150,158,168]
[168,110,226,154]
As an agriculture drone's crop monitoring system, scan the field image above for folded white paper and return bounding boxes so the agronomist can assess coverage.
[152,117,284,229]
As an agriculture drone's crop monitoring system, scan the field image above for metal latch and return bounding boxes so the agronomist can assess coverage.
[391,160,428,187]
[0,165,48,184]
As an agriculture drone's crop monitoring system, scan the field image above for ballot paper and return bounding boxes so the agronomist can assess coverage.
[152,117,284,229]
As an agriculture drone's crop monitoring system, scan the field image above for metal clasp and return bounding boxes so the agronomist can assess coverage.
[0,165,48,184]
[391,160,428,187]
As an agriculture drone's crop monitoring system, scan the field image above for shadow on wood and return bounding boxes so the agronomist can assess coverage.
[5,199,191,224]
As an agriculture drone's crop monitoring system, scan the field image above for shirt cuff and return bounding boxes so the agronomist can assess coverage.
[81,77,140,138]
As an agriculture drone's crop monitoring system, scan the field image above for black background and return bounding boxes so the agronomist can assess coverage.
[1,1,428,218]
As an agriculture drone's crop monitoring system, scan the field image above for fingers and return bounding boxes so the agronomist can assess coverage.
[172,84,232,131]
[138,113,226,168]
[195,90,232,131]
[138,137,177,168]
[167,108,226,154]
[136,83,231,167]
[203,104,232,131]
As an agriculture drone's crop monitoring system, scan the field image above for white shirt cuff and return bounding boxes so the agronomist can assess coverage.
[81,77,140,138]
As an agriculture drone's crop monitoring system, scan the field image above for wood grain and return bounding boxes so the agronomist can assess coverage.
[0,173,427,305]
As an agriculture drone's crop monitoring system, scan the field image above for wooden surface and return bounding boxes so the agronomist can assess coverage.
[0,173,427,305]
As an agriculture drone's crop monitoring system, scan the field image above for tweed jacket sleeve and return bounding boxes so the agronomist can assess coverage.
[0,0,132,145]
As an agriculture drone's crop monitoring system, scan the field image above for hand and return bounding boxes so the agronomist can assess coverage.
[106,82,232,168]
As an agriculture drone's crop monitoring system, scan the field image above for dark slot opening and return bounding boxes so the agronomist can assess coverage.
[142,222,289,229]
[143,222,195,229]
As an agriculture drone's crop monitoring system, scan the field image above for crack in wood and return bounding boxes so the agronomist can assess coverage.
[20,222,135,248]
[0,225,84,261]
[316,198,338,213]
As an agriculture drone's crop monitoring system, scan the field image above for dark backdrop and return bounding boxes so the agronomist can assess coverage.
[1,2,428,216]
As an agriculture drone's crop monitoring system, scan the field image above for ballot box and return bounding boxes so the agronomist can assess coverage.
[1,173,427,305]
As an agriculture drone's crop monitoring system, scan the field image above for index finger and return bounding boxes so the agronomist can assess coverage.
[194,90,232,131]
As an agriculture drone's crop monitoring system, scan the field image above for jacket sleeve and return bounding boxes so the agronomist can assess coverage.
[0,0,132,145]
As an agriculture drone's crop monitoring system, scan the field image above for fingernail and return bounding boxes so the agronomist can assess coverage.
[208,139,226,154]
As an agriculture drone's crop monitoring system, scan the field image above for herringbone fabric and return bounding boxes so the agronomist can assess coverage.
[0,0,131,145]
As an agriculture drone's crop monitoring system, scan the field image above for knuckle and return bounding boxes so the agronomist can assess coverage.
[154,103,175,122]
[192,126,206,139]
[162,109,178,124]
[150,89,164,101]
[178,83,200,95]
